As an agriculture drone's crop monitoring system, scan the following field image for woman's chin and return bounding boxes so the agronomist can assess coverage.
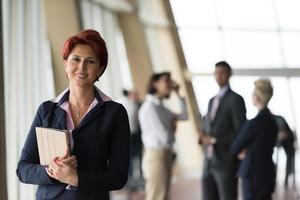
[71,80,93,88]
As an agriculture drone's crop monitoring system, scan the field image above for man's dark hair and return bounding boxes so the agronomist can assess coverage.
[147,72,171,94]
[122,89,129,97]
[215,61,232,75]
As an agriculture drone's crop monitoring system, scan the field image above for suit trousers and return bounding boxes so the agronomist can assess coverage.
[142,148,172,200]
[202,170,237,200]
[242,176,275,200]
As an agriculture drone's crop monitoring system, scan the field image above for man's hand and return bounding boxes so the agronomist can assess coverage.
[199,133,216,145]
[278,131,288,141]
[237,149,247,160]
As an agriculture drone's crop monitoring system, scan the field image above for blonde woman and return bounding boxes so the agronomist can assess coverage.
[231,78,278,200]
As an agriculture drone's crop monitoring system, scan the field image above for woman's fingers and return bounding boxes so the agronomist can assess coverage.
[51,158,63,170]
[58,155,77,168]
[59,149,70,160]
[46,167,55,178]
[62,155,77,163]
[69,160,78,168]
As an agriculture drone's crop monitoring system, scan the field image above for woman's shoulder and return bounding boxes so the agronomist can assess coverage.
[103,100,127,113]
[139,99,156,112]
[37,100,57,113]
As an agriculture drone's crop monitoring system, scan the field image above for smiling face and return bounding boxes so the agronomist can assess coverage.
[64,44,103,88]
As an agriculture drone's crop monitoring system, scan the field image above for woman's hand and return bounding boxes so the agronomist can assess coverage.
[171,80,180,94]
[46,154,79,186]
[60,155,78,169]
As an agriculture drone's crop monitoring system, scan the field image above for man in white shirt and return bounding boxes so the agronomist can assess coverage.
[139,72,188,200]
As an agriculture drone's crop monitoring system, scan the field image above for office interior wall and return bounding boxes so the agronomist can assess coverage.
[43,0,81,95]
[79,0,132,100]
[118,0,153,98]
[137,0,202,174]
[0,0,8,198]
[2,0,56,199]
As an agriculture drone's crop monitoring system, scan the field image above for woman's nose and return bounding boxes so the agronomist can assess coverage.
[78,61,86,70]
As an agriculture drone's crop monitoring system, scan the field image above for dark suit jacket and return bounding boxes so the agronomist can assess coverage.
[16,89,130,200]
[203,88,246,174]
[274,115,295,155]
[231,108,278,185]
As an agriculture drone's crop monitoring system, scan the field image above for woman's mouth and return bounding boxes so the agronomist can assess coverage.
[76,74,88,79]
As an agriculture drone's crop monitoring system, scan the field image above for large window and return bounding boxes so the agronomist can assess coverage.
[170,0,300,136]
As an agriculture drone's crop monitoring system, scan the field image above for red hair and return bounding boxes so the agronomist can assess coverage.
[62,29,108,73]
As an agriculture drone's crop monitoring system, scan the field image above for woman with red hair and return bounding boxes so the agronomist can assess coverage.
[17,29,130,200]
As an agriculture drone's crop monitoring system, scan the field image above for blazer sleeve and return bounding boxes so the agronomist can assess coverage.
[16,104,58,185]
[77,105,130,192]
[231,95,247,134]
[230,119,259,155]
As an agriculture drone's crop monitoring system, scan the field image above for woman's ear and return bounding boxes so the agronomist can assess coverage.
[64,60,69,78]
[63,59,68,68]
[252,94,258,105]
[153,81,159,93]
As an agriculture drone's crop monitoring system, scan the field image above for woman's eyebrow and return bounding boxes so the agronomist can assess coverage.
[72,55,81,58]
[72,55,96,60]
[86,57,96,60]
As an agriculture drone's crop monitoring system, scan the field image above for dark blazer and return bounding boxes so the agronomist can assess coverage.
[274,115,295,155]
[203,88,246,173]
[231,108,278,184]
[16,89,131,200]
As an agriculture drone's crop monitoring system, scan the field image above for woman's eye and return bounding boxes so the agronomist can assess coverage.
[86,60,96,64]
[72,57,81,62]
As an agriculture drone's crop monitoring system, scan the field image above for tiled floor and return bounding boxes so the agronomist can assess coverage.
[112,150,299,200]
[111,177,299,200]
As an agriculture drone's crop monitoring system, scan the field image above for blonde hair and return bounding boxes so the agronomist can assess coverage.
[253,78,273,106]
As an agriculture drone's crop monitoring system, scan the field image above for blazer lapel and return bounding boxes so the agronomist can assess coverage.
[77,103,104,130]
[212,89,231,123]
[54,108,67,130]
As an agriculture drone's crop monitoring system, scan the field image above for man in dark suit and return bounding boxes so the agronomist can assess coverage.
[274,115,296,188]
[200,61,246,200]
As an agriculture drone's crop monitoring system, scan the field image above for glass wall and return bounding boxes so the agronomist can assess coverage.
[170,0,300,136]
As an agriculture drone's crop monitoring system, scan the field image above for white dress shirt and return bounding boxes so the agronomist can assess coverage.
[118,96,140,133]
[209,85,230,121]
[139,94,188,149]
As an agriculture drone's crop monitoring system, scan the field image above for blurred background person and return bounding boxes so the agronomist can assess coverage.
[274,115,296,188]
[139,72,188,200]
[231,78,277,200]
[199,61,246,200]
[119,89,143,189]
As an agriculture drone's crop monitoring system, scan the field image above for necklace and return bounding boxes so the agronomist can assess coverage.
[76,110,80,119]
[70,104,83,120]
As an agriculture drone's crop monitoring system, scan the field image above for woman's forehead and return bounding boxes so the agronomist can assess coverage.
[70,44,97,56]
